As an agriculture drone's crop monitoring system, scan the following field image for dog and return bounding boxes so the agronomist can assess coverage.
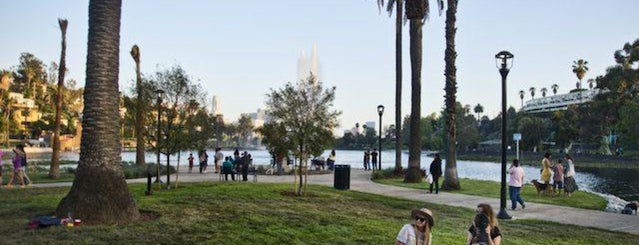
[531,179,555,196]
[621,201,638,215]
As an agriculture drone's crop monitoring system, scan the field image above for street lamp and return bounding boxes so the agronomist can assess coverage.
[377,105,384,171]
[155,89,164,189]
[495,50,513,220]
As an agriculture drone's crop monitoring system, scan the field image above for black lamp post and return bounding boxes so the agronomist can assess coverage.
[495,51,513,220]
[155,89,164,188]
[377,105,384,171]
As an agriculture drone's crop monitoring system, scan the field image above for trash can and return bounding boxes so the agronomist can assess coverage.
[334,164,350,190]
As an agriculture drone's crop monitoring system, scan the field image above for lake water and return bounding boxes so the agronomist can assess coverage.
[28,149,637,211]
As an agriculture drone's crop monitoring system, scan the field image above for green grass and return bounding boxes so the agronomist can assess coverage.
[1,169,75,185]
[374,178,608,210]
[0,183,636,244]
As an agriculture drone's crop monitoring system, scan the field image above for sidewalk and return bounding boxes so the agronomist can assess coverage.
[31,168,639,235]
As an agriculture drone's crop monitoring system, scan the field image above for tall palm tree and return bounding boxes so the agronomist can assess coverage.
[441,0,460,190]
[50,18,68,179]
[0,89,15,147]
[377,0,404,173]
[572,59,589,89]
[473,104,483,120]
[540,87,548,98]
[404,0,443,183]
[56,0,140,224]
[131,45,145,166]
[529,87,536,99]
[519,90,525,108]
[587,78,596,89]
[551,83,559,95]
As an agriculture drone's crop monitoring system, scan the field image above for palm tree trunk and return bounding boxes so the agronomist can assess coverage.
[404,16,423,183]
[394,0,403,173]
[50,19,68,179]
[442,0,460,190]
[131,45,146,166]
[56,0,140,224]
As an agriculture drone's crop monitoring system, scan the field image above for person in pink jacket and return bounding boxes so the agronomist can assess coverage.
[508,159,525,210]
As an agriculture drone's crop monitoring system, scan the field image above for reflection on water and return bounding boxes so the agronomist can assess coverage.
[26,149,636,203]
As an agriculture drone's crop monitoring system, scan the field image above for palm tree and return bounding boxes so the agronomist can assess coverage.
[404,0,443,182]
[519,90,525,108]
[131,45,146,166]
[441,0,460,190]
[50,19,68,179]
[56,0,140,224]
[377,0,404,173]
[551,84,559,95]
[540,87,548,98]
[572,59,589,89]
[587,78,596,89]
[0,89,16,147]
[529,87,536,99]
[473,104,483,120]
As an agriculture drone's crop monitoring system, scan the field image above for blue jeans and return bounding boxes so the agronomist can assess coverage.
[509,186,525,209]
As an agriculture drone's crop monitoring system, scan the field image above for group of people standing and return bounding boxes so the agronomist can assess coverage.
[362,148,378,171]
[0,144,31,188]
[541,153,578,196]
[188,148,253,182]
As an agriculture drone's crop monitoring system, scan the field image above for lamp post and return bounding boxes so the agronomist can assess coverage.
[155,89,164,188]
[495,51,513,220]
[377,105,384,171]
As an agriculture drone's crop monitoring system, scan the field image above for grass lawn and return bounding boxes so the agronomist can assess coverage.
[1,182,636,244]
[374,178,608,210]
[1,169,75,185]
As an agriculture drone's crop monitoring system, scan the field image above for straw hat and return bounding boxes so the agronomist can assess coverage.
[411,207,434,228]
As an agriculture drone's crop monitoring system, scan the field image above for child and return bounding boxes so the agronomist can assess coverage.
[552,159,564,196]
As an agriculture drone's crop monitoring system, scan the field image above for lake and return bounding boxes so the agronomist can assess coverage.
[27,149,637,210]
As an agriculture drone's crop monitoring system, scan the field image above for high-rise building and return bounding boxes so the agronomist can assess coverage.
[211,95,221,116]
[297,44,320,82]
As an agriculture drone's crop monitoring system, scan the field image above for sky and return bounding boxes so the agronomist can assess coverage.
[2,0,638,134]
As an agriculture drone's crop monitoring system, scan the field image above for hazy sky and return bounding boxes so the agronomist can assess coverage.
[1,1,637,133]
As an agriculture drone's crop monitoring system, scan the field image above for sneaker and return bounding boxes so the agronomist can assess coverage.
[522,204,526,209]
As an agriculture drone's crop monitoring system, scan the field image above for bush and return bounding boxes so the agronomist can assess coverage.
[120,162,176,179]
[371,167,405,180]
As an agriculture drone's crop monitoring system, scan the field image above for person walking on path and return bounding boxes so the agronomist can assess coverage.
[370,149,378,171]
[540,152,552,193]
[16,144,31,186]
[6,148,26,188]
[553,159,564,196]
[508,159,525,210]
[429,154,442,194]
[187,153,194,173]
[395,207,434,245]
[563,154,578,197]
[199,150,209,174]
[467,203,502,245]
[364,149,371,170]
[214,147,223,174]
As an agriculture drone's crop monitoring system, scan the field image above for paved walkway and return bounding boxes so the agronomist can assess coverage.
[30,168,639,235]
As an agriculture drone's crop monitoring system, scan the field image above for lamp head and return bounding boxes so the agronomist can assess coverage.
[155,89,165,99]
[377,105,385,116]
[495,51,514,70]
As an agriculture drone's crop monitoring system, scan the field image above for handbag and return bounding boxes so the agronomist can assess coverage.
[426,174,433,184]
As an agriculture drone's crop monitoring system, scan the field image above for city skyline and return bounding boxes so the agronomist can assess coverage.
[1,1,637,133]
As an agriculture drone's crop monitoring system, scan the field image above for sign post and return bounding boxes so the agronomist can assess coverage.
[513,133,522,161]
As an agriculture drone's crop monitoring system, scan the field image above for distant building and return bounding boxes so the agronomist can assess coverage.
[211,95,221,116]
[249,108,269,128]
[364,121,376,131]
[522,88,604,113]
[297,44,320,82]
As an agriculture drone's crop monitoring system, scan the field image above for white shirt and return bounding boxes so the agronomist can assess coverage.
[396,224,432,245]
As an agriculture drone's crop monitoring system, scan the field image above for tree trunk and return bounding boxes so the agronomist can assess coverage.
[394,0,403,173]
[56,0,140,224]
[442,0,460,190]
[404,16,423,183]
[132,45,146,166]
[50,19,68,179]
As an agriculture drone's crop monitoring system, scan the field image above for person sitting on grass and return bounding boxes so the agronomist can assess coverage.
[395,207,434,245]
[467,203,502,245]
